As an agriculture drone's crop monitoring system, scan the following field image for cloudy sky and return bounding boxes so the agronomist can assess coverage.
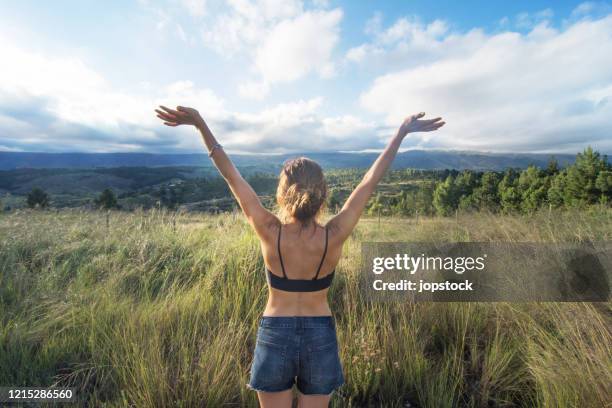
[1,0,611,154]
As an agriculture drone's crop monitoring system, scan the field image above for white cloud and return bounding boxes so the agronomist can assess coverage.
[0,35,222,130]
[311,0,329,8]
[358,14,612,153]
[254,9,342,84]
[516,8,553,29]
[201,1,342,98]
[364,12,383,35]
[345,15,475,70]
[568,1,612,22]
[180,0,206,17]
[138,1,201,43]
[0,32,224,152]
[0,32,378,153]
[238,80,270,101]
[176,23,188,42]
[215,98,381,153]
[0,145,22,152]
[573,2,596,16]
[201,0,304,54]
[377,17,449,44]
[3,3,612,155]
[345,45,370,63]
[256,0,304,21]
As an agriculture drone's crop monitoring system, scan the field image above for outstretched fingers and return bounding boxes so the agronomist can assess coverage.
[155,108,177,120]
[159,105,179,115]
[155,110,180,126]
[156,115,178,125]
[407,112,425,122]
[159,105,189,118]
[155,105,195,127]
[423,121,445,131]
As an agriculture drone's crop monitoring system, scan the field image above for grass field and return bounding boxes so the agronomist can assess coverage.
[1,209,611,407]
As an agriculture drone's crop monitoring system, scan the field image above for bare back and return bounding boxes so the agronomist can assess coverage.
[260,221,342,316]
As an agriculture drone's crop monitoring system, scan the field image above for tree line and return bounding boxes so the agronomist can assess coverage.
[8,147,610,216]
[372,147,610,217]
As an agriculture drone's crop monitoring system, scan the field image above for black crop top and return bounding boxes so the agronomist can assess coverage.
[265,224,335,292]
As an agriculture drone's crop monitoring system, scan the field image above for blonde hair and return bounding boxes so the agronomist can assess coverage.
[276,157,327,223]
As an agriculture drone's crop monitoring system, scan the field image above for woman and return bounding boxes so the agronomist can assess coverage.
[155,105,444,407]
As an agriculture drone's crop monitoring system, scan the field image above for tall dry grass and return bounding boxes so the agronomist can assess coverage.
[0,208,610,407]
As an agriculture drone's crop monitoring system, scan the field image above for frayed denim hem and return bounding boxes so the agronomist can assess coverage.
[246,382,294,393]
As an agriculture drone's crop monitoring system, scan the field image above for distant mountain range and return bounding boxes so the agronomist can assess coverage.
[0,150,578,171]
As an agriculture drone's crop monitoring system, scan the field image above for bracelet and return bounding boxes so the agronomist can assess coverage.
[208,143,223,157]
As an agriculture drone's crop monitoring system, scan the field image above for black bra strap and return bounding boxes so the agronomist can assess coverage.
[277,224,287,278]
[313,225,329,280]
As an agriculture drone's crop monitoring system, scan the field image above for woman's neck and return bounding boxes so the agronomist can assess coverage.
[283,217,320,232]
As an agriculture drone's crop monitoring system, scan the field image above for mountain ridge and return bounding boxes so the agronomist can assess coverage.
[0,150,580,171]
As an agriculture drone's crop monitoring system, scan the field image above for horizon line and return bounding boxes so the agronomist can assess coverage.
[0,148,605,157]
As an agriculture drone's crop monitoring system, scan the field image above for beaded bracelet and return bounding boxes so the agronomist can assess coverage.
[208,143,223,157]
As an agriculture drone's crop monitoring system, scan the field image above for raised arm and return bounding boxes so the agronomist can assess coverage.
[328,112,444,242]
[155,105,278,238]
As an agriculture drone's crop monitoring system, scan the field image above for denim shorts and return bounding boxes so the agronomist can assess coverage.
[247,316,345,395]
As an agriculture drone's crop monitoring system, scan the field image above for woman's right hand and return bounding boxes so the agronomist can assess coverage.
[398,112,445,138]
[155,105,204,128]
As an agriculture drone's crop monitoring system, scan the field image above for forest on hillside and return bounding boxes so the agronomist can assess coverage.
[2,147,610,215]
[367,147,611,217]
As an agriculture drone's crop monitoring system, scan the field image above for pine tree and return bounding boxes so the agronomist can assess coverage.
[546,157,560,176]
[433,175,458,216]
[368,193,384,216]
[471,172,500,211]
[518,166,549,213]
[564,147,610,206]
[547,171,567,208]
[595,170,612,205]
[499,169,521,213]
[27,187,50,209]
[415,181,435,215]
[95,189,118,210]
[328,188,342,212]
[454,171,478,198]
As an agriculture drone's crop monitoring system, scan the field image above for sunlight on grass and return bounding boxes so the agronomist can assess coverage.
[1,209,610,406]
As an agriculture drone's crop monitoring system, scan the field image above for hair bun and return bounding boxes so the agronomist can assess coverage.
[276,157,327,223]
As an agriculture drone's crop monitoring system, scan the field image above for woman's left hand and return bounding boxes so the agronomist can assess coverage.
[155,105,204,127]
[398,112,445,138]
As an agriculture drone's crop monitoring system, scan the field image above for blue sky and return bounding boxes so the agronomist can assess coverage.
[0,0,611,154]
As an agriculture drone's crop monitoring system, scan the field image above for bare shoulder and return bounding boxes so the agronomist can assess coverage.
[324,218,346,247]
[254,212,281,243]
